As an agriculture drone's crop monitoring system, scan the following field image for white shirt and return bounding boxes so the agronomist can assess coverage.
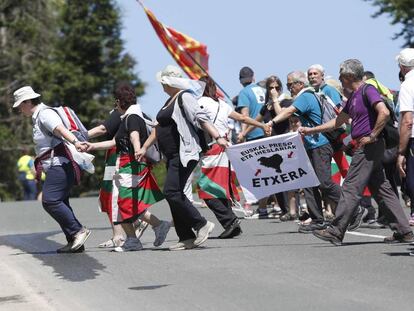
[32,103,69,169]
[398,70,414,137]
[198,97,233,137]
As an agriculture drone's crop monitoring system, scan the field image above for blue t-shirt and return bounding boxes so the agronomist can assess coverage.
[321,84,342,107]
[293,92,330,150]
[237,83,265,140]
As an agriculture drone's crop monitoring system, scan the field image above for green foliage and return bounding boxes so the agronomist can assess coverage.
[366,0,414,47]
[0,0,147,200]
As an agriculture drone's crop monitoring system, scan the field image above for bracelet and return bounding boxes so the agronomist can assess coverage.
[398,150,406,156]
[215,135,222,140]
[72,138,79,144]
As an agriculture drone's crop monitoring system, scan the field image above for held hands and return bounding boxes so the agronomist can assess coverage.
[263,123,272,136]
[355,135,376,148]
[297,126,311,136]
[237,132,245,143]
[75,141,89,152]
[216,137,229,149]
[135,147,147,162]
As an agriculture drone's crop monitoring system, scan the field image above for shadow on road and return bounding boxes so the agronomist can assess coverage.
[129,284,170,291]
[0,231,106,282]
[384,252,412,257]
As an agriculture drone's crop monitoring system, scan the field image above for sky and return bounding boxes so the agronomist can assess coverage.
[116,0,405,117]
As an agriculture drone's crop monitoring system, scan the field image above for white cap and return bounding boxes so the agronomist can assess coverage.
[396,48,414,67]
[156,65,183,84]
[13,86,41,108]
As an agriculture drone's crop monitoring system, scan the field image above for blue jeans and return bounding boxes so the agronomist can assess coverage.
[18,173,37,200]
[42,163,82,242]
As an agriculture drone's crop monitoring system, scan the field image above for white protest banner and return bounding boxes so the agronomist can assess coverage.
[226,132,320,200]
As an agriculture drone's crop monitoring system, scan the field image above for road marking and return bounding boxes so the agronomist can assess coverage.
[346,231,387,239]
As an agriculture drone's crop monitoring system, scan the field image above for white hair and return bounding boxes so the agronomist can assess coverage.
[308,64,325,75]
[288,71,308,85]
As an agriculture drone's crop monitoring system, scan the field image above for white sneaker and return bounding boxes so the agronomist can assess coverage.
[113,237,143,252]
[71,227,91,251]
[168,238,197,251]
[194,221,215,246]
[153,221,171,247]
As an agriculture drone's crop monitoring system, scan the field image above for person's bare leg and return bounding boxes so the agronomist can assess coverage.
[288,191,298,215]
[140,210,161,227]
[121,223,136,238]
[99,216,126,247]
[113,223,125,240]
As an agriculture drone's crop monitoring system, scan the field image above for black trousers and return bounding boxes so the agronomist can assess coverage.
[205,198,237,229]
[275,192,288,214]
[163,156,207,241]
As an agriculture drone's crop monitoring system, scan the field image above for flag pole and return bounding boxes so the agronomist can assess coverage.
[137,0,233,103]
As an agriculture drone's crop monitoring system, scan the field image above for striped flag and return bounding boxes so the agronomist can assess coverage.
[197,144,240,201]
[99,150,164,223]
[141,3,209,80]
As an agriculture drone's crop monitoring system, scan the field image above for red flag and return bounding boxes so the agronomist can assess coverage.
[141,4,209,80]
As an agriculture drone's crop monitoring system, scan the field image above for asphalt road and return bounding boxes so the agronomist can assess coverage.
[0,197,413,311]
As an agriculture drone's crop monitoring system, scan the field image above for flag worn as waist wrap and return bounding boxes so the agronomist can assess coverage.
[197,143,240,201]
[99,152,164,224]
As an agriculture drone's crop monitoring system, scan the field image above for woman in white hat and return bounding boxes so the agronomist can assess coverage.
[13,86,91,253]
[137,65,228,250]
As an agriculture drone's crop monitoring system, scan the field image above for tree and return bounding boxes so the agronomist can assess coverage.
[366,0,414,47]
[34,0,145,196]
[0,0,144,200]
[0,0,61,200]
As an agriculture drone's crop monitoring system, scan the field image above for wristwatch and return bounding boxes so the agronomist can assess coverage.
[369,133,376,142]
[72,138,79,144]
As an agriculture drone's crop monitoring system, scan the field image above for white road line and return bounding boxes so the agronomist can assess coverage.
[346,231,387,239]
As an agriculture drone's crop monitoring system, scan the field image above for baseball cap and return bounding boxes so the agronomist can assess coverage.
[239,66,254,83]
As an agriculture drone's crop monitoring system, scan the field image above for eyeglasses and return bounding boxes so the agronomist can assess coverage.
[268,86,280,91]
[286,81,300,88]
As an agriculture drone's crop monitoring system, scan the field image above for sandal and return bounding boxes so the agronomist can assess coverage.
[280,213,298,222]
[98,238,125,248]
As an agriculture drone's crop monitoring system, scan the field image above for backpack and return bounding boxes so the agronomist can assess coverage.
[38,106,94,173]
[361,84,399,149]
[177,91,210,153]
[49,106,89,141]
[301,90,346,150]
[125,112,162,164]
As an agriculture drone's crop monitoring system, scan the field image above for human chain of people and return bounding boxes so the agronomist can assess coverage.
[12,48,414,256]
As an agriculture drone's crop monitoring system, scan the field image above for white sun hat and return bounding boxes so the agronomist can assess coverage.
[156,65,183,83]
[396,48,414,67]
[13,86,41,108]
[156,65,206,98]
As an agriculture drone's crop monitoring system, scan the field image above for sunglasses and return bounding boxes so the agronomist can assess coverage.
[286,81,300,88]
[268,86,280,91]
